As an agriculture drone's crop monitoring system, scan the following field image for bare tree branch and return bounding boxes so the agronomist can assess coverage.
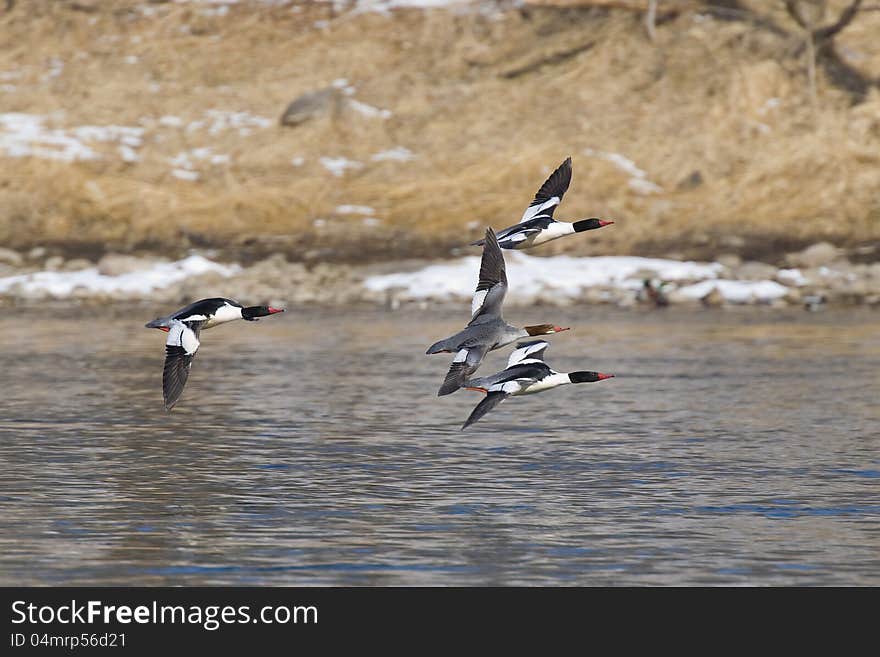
[813,0,862,42]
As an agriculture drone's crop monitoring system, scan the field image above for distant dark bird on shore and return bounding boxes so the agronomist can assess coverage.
[460,340,614,430]
[803,294,826,312]
[471,157,613,250]
[426,228,569,396]
[145,298,284,410]
[640,279,670,307]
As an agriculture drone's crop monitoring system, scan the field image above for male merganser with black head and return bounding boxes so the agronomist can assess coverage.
[471,157,613,250]
[145,297,283,332]
[460,339,613,430]
[426,228,569,396]
[145,298,284,410]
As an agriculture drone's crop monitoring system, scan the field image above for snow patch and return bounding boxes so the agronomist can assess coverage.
[159,115,184,127]
[348,99,392,119]
[172,168,200,181]
[353,0,475,13]
[371,146,414,162]
[320,156,363,177]
[776,268,807,287]
[168,147,230,179]
[335,205,375,215]
[676,280,789,304]
[332,78,356,95]
[0,255,239,298]
[0,114,95,161]
[364,253,723,303]
[0,114,145,163]
[584,148,663,195]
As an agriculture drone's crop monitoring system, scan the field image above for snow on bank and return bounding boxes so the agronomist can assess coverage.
[320,156,363,176]
[584,148,663,195]
[0,114,143,163]
[0,256,239,299]
[676,279,788,303]
[371,146,415,162]
[364,253,791,305]
[352,0,477,12]
[366,253,720,299]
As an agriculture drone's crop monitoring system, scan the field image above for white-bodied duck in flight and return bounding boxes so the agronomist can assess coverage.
[461,340,614,430]
[145,298,284,410]
[472,157,613,250]
[426,228,569,396]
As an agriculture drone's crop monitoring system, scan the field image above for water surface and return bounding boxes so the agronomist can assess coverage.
[1,306,878,585]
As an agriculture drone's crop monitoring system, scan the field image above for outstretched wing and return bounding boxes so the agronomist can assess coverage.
[469,228,508,322]
[438,343,490,396]
[519,157,572,224]
[461,391,510,430]
[162,320,202,411]
[461,378,529,430]
[507,340,550,367]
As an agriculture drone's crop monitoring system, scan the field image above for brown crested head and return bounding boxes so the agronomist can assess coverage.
[524,324,570,336]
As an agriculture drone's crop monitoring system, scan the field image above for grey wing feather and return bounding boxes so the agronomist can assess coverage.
[461,391,510,430]
[438,343,490,396]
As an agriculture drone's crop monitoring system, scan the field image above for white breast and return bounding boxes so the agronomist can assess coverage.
[203,302,243,328]
[530,222,575,246]
[519,372,570,395]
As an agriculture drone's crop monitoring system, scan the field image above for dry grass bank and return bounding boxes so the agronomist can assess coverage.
[0,0,879,263]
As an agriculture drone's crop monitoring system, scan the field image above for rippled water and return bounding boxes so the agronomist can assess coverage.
[1,305,878,585]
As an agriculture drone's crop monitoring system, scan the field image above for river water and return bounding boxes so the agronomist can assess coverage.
[1,305,878,585]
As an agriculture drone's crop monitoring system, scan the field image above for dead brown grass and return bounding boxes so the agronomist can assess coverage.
[0,0,879,262]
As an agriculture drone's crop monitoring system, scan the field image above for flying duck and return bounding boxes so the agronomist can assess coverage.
[145,298,284,409]
[426,228,569,396]
[471,157,613,250]
[144,297,283,332]
[461,340,614,430]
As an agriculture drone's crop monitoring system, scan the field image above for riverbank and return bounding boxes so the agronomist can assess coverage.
[1,240,878,310]
[1,1,879,261]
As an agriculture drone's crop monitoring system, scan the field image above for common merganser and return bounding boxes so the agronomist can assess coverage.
[426,228,569,396]
[145,298,284,410]
[461,340,614,430]
[145,297,283,332]
[471,157,613,250]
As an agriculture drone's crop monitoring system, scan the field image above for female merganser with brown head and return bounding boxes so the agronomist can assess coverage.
[426,228,569,396]
[471,157,613,250]
[145,298,284,410]
[461,340,614,430]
